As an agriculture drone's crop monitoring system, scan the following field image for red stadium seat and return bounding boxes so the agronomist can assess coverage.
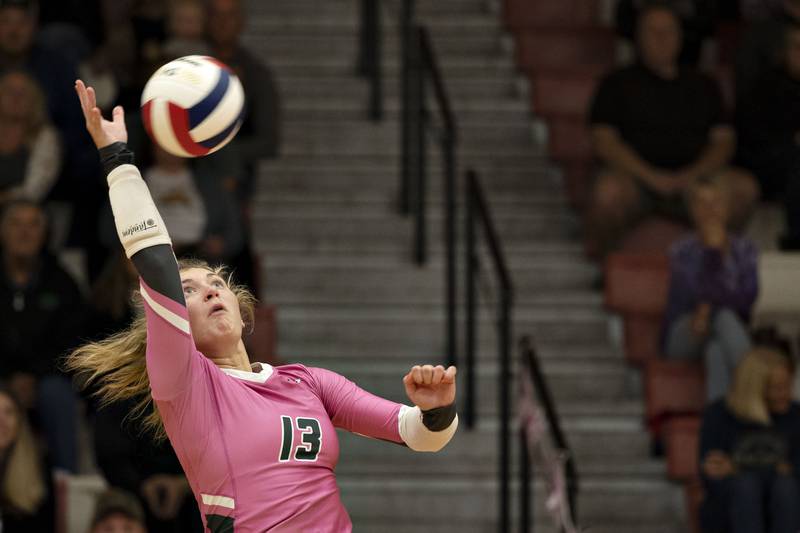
[664,416,702,481]
[645,359,705,437]
[619,217,690,254]
[604,252,670,365]
[530,70,600,119]
[685,480,704,533]
[514,29,616,71]
[503,0,601,30]
[561,159,593,210]
[244,304,281,365]
[548,117,593,160]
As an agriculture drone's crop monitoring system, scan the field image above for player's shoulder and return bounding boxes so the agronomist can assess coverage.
[272,363,319,386]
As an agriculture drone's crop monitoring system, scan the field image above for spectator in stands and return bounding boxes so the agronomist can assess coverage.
[207,0,281,293]
[143,143,244,264]
[86,249,138,340]
[737,23,800,250]
[736,0,800,104]
[662,176,757,401]
[0,70,61,203]
[615,0,716,65]
[0,387,54,532]
[586,3,758,259]
[94,400,202,533]
[698,348,800,533]
[163,0,210,58]
[0,200,85,472]
[89,488,148,533]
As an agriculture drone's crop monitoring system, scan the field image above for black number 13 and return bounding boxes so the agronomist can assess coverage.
[279,416,322,462]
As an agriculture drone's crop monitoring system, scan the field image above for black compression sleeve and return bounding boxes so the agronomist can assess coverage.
[131,245,186,306]
[421,403,457,432]
[99,142,135,176]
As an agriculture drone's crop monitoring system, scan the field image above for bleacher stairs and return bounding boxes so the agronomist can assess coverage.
[247,0,687,530]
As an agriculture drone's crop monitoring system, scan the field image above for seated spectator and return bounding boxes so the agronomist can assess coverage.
[86,249,138,340]
[0,387,54,532]
[737,23,800,249]
[0,200,85,472]
[143,144,244,263]
[698,348,800,533]
[208,0,281,293]
[736,0,800,104]
[615,0,716,65]
[662,177,757,401]
[0,70,60,203]
[90,488,147,533]
[94,400,201,533]
[586,3,758,259]
[163,0,210,58]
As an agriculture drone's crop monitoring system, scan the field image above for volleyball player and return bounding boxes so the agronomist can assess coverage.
[68,80,458,532]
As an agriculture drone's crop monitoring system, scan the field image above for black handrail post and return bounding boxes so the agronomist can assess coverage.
[499,286,512,533]
[464,172,476,429]
[413,28,426,265]
[520,426,531,533]
[400,0,415,213]
[444,132,457,368]
[358,0,383,121]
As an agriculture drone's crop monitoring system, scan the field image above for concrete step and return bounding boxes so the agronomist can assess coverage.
[286,358,634,408]
[247,0,497,17]
[245,14,502,34]
[274,307,609,354]
[337,476,685,526]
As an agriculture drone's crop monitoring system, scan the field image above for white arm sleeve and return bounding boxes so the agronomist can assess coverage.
[398,405,458,452]
[107,164,172,258]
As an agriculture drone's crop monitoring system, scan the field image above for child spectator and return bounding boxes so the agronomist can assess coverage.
[662,177,757,401]
[586,3,757,258]
[0,70,60,203]
[89,488,147,533]
[0,200,85,472]
[698,348,800,533]
[0,387,54,532]
[737,22,800,249]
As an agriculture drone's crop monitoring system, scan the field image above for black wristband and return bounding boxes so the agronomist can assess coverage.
[99,142,135,176]
[421,402,457,432]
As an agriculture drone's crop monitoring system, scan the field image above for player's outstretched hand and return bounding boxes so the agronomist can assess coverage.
[75,79,127,149]
[402,365,457,411]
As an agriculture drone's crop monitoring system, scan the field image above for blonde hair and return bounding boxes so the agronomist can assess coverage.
[726,348,792,425]
[0,70,48,145]
[66,258,257,441]
[0,390,46,514]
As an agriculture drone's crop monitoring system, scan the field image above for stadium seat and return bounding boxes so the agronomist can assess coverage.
[548,117,593,161]
[604,252,670,364]
[644,359,705,437]
[561,159,593,210]
[530,70,600,119]
[514,29,616,71]
[619,217,689,254]
[244,304,281,365]
[503,0,601,29]
[663,415,702,481]
[685,480,704,533]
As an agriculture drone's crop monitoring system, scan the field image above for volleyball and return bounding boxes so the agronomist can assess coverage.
[141,55,245,158]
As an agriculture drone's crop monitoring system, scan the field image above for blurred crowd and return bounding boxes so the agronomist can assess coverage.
[0,0,280,531]
[585,1,800,531]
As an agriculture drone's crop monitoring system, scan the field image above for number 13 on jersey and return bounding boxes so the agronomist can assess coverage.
[279,416,323,462]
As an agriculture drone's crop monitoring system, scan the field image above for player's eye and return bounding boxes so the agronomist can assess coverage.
[212,279,225,288]
[183,285,196,294]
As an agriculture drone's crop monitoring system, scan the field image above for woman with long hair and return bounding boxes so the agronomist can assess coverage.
[69,80,458,532]
[699,348,800,533]
[0,387,53,532]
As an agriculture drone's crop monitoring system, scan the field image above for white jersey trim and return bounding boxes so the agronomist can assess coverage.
[201,493,235,509]
[221,365,274,383]
[140,283,190,335]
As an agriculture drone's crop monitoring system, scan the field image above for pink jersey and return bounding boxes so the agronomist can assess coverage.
[139,278,405,532]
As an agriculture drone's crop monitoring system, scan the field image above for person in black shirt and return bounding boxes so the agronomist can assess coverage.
[586,4,758,258]
[698,348,800,533]
[0,200,85,472]
[737,23,800,249]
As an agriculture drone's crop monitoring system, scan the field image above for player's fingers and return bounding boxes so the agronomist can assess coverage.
[421,365,434,385]
[112,105,124,125]
[431,365,445,385]
[442,366,457,383]
[74,80,88,114]
[411,365,422,384]
[86,86,97,111]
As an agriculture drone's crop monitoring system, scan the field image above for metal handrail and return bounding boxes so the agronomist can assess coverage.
[465,169,513,532]
[357,0,383,121]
